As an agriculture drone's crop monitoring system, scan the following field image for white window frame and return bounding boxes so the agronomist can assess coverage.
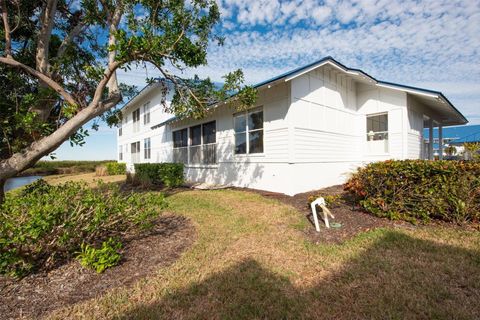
[143,101,151,125]
[234,107,264,155]
[144,137,151,160]
[366,112,389,154]
[172,121,217,165]
[119,145,123,161]
[132,108,140,133]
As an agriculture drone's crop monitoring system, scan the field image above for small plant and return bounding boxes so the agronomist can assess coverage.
[463,142,480,161]
[307,194,341,207]
[77,238,122,273]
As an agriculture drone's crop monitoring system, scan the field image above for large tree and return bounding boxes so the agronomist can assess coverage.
[0,0,255,202]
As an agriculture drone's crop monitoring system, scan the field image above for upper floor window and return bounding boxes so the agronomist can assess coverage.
[143,101,151,125]
[144,137,151,160]
[234,108,263,154]
[132,108,140,133]
[366,113,388,153]
[118,126,122,136]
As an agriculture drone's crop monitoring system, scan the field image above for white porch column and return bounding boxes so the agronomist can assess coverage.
[428,118,434,160]
[438,124,443,160]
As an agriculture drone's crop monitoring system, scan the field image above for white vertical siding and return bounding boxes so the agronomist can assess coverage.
[356,83,408,160]
[290,66,363,164]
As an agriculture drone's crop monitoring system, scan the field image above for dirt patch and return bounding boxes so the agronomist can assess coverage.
[243,185,411,244]
[0,213,195,320]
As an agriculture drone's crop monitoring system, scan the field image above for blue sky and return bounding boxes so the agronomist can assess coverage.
[52,0,480,160]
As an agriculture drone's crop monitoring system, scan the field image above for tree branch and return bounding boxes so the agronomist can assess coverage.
[56,20,85,60]
[0,0,12,58]
[106,3,123,94]
[36,0,58,75]
[0,92,122,180]
[0,56,78,106]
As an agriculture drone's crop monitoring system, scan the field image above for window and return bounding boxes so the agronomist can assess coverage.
[173,128,188,164]
[118,126,122,136]
[234,108,263,154]
[132,108,140,133]
[131,141,140,163]
[172,121,216,165]
[190,125,202,146]
[144,138,151,160]
[366,113,388,153]
[143,101,151,125]
[173,128,188,148]
[203,121,216,144]
[367,113,388,140]
[119,145,123,161]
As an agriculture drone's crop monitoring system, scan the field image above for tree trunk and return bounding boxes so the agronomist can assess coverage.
[0,179,5,205]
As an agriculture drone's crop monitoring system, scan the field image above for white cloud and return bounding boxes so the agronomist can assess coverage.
[121,0,480,122]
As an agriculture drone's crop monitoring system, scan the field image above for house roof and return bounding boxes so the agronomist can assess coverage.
[147,56,468,129]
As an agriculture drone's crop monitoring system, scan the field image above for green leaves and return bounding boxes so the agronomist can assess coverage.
[0,179,168,277]
[344,160,480,224]
[77,238,122,273]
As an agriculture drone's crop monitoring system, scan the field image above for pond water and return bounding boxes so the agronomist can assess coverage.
[4,176,42,192]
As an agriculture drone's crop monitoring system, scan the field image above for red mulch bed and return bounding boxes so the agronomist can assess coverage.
[0,213,195,320]
[246,185,412,244]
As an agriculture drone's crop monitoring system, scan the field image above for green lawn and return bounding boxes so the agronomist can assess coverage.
[49,189,480,319]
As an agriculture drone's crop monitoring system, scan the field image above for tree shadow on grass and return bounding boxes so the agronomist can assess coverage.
[118,230,480,320]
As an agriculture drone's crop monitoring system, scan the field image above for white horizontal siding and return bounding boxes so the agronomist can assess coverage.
[294,128,362,162]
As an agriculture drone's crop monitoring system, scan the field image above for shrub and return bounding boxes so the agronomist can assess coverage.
[134,163,184,187]
[105,162,126,175]
[0,179,167,277]
[77,238,122,273]
[344,160,480,224]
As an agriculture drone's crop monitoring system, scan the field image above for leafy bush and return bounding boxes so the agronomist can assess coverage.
[344,160,480,224]
[134,163,184,187]
[77,238,122,273]
[0,179,167,277]
[105,162,126,175]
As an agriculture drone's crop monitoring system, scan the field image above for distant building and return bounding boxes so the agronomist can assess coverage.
[424,124,480,156]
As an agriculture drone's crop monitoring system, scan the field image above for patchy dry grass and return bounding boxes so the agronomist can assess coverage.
[41,188,480,320]
[43,172,125,186]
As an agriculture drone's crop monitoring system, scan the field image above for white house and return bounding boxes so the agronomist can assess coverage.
[117,57,467,195]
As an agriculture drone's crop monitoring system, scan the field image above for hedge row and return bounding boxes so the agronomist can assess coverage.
[105,162,126,175]
[344,160,480,224]
[134,163,184,187]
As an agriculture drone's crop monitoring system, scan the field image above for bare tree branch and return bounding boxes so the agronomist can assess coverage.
[0,0,12,58]
[36,0,58,75]
[0,56,79,106]
[56,20,85,60]
[106,3,123,94]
